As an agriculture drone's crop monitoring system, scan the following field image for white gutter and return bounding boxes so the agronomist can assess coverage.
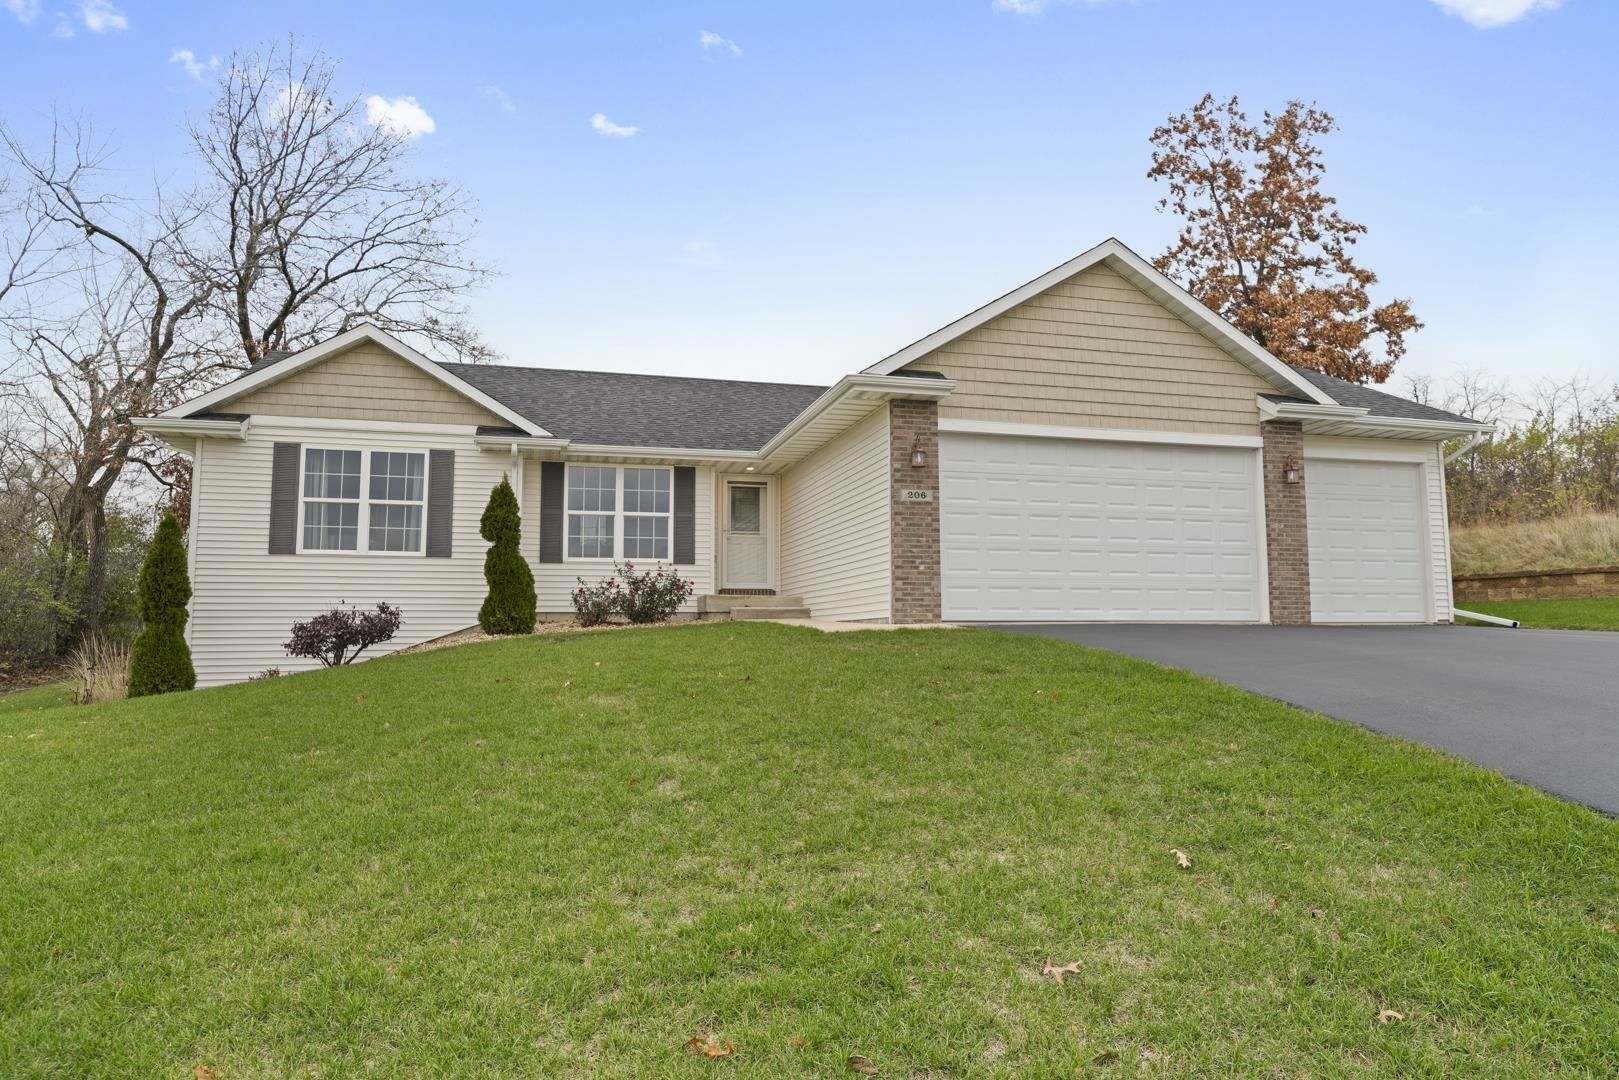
[564,443,759,464]
[470,434,570,453]
[1257,396,1370,422]
[757,373,955,460]
[1443,429,1490,464]
[1455,608,1519,628]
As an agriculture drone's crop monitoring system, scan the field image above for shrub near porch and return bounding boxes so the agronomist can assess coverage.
[2,623,1618,1076]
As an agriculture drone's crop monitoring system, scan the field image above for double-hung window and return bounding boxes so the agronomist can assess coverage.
[566,465,672,560]
[301,448,427,553]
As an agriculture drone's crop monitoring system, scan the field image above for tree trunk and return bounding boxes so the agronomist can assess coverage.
[80,500,109,638]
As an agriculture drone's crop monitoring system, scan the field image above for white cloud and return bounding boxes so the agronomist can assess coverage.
[364,95,437,140]
[169,48,220,83]
[51,11,74,36]
[481,85,516,114]
[1429,0,1560,27]
[671,240,720,267]
[78,0,127,33]
[698,30,742,57]
[590,112,639,137]
[2,0,41,25]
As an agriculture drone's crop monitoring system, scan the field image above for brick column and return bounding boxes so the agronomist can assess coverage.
[1260,419,1311,624]
[889,399,941,623]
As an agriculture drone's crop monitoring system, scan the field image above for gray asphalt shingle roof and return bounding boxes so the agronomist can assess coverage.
[221,339,1477,447]
[1286,365,1480,425]
[438,363,828,451]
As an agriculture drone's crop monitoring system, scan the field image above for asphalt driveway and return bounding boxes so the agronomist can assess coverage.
[989,624,1619,815]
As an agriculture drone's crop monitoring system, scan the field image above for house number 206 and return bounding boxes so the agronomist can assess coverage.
[901,489,934,502]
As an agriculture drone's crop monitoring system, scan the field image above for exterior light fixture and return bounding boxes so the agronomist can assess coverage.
[1282,455,1301,485]
[910,437,927,469]
[743,465,756,472]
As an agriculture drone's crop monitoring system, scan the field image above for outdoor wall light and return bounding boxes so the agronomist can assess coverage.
[1282,455,1302,485]
[910,437,927,469]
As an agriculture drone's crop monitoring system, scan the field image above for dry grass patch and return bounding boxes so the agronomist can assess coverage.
[1452,511,1619,576]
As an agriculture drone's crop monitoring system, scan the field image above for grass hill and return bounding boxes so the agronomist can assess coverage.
[3,623,1618,1076]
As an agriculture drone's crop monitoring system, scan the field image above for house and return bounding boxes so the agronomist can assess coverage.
[135,238,1491,686]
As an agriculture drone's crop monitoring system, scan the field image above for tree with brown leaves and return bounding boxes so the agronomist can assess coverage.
[1149,94,1420,384]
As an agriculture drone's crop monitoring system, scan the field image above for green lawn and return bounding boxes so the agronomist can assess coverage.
[0,680,74,716]
[4,623,1618,1077]
[1458,596,1619,631]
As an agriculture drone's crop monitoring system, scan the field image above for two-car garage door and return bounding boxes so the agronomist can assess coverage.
[939,431,1437,624]
[939,432,1264,622]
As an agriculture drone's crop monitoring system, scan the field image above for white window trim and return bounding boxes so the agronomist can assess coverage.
[563,463,674,563]
[295,445,431,556]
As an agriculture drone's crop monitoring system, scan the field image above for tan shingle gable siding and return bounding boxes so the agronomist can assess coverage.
[228,342,505,427]
[902,262,1269,435]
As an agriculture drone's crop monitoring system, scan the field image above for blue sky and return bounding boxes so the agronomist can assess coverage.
[2,0,1613,393]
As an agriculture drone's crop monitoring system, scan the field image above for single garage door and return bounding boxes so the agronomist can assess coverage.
[940,433,1264,622]
[1306,458,1428,622]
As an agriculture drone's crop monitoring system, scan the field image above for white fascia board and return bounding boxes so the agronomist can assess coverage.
[757,373,955,460]
[861,237,1336,406]
[159,324,551,438]
[938,417,1263,449]
[132,415,249,440]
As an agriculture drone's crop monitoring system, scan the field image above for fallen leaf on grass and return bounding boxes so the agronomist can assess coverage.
[1170,848,1192,869]
[193,1067,219,1080]
[684,1035,735,1058]
[847,1054,880,1075]
[1376,1009,1404,1024]
[1601,921,1619,933]
[354,693,368,703]
[1041,959,1082,984]
[562,680,572,688]
[786,1035,808,1047]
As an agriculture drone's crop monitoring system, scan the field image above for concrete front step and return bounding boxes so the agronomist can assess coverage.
[729,606,813,621]
[697,594,805,615]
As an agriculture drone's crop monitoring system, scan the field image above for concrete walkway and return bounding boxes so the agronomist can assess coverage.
[989,623,1619,815]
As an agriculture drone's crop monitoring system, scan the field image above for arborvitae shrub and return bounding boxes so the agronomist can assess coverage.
[127,512,196,697]
[478,476,536,634]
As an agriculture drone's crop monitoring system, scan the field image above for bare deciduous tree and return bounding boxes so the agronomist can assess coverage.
[0,41,494,652]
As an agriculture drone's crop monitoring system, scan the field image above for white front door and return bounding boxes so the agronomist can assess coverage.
[722,481,769,589]
[938,432,1264,622]
[1306,458,1429,622]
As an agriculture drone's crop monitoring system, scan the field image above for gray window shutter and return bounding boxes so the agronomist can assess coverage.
[268,442,300,554]
[673,466,696,565]
[425,449,455,558]
[539,461,564,563]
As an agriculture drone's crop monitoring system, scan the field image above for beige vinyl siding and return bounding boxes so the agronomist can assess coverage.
[1303,435,1455,623]
[229,342,505,427]
[777,406,891,620]
[187,419,508,686]
[904,262,1269,436]
[518,462,715,615]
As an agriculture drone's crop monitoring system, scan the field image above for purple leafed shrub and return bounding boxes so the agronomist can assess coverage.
[284,602,404,667]
[571,562,695,626]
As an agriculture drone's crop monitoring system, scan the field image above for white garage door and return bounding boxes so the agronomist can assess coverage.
[940,433,1263,622]
[1306,458,1428,623]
